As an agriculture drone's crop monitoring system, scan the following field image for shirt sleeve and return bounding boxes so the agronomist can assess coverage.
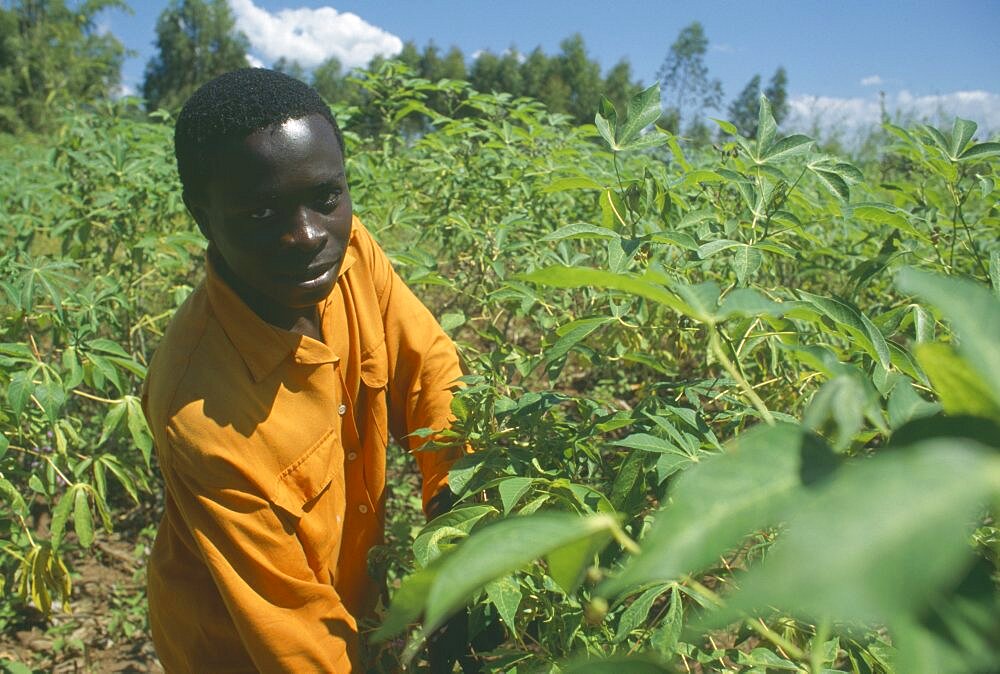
[361,225,465,512]
[157,441,359,672]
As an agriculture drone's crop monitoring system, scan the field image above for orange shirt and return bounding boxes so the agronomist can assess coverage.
[142,217,462,672]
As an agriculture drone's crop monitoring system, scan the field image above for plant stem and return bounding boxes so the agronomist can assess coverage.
[810,618,831,673]
[684,577,806,661]
[709,328,775,425]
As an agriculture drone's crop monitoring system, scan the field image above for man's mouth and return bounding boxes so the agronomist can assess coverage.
[280,259,338,284]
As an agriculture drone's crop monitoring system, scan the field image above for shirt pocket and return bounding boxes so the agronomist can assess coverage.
[268,425,344,520]
[359,339,388,447]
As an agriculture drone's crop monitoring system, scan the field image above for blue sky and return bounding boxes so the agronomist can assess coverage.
[100,0,1000,136]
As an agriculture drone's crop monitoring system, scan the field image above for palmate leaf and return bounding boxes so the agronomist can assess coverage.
[798,290,892,370]
[897,268,1000,408]
[949,117,977,158]
[599,424,839,599]
[760,133,813,163]
[376,512,620,644]
[619,84,664,148]
[701,438,1000,629]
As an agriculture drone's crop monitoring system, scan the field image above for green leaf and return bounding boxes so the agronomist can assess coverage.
[73,486,94,547]
[990,250,1000,298]
[812,168,850,200]
[547,530,606,594]
[125,396,152,462]
[756,95,777,158]
[417,513,618,636]
[546,317,614,364]
[733,245,763,285]
[716,288,787,320]
[98,401,127,445]
[614,584,671,642]
[618,84,663,148]
[618,131,669,152]
[711,118,738,135]
[497,477,539,514]
[897,268,1000,406]
[697,239,742,259]
[600,425,838,598]
[681,169,726,186]
[595,111,616,150]
[958,141,1000,161]
[541,223,618,242]
[706,439,1000,627]
[8,370,34,416]
[34,381,67,425]
[439,311,465,332]
[543,177,606,193]
[519,266,693,318]
[913,343,1000,420]
[614,433,689,458]
[799,291,892,370]
[0,476,28,517]
[49,487,75,550]
[413,505,497,567]
[949,118,977,158]
[760,134,813,163]
[484,575,522,629]
[652,588,684,656]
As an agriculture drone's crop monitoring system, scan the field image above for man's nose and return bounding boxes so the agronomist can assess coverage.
[283,207,327,251]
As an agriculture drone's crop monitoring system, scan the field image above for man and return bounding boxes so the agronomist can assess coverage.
[142,68,464,672]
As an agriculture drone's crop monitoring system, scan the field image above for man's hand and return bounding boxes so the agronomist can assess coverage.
[426,608,468,673]
[422,488,473,672]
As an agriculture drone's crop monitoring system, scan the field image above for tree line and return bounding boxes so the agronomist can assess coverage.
[1,0,789,138]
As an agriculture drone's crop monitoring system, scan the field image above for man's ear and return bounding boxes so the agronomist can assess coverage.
[183,189,212,241]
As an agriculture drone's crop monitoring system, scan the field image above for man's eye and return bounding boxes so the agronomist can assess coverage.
[249,207,275,220]
[317,192,340,211]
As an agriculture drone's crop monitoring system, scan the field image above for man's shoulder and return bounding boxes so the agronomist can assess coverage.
[143,282,215,433]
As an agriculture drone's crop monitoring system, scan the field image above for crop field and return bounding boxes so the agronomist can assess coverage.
[1,63,999,672]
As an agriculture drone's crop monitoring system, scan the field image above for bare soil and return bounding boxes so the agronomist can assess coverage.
[0,530,162,674]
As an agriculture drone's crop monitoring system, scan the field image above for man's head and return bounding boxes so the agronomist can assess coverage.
[175,69,352,326]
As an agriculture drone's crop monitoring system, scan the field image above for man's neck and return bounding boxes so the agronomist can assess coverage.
[210,251,324,341]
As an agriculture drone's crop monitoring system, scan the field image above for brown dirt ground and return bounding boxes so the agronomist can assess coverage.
[0,529,162,674]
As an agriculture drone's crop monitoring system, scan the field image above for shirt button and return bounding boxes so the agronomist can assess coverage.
[338,403,347,415]
[347,452,357,461]
[358,504,369,514]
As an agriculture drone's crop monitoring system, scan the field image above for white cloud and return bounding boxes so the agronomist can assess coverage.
[860,75,883,87]
[247,54,265,69]
[228,0,402,69]
[785,89,1000,142]
[711,43,735,54]
[112,82,136,99]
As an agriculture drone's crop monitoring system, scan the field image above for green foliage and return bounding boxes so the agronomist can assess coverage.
[0,0,127,132]
[2,64,998,672]
[142,0,249,112]
[657,21,724,133]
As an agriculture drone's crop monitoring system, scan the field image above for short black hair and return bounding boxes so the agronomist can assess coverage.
[174,67,344,195]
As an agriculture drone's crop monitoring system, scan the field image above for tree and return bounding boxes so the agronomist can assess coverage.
[764,66,789,125]
[440,46,467,81]
[142,0,249,112]
[272,57,305,82]
[0,0,127,132]
[727,67,789,138]
[603,59,641,117]
[728,74,762,137]
[657,22,723,132]
[552,34,602,124]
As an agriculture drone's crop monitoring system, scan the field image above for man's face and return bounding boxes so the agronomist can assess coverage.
[189,113,352,318]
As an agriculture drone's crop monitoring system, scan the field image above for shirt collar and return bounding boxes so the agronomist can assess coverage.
[205,220,359,383]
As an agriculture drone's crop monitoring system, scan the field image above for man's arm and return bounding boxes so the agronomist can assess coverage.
[156,444,359,672]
